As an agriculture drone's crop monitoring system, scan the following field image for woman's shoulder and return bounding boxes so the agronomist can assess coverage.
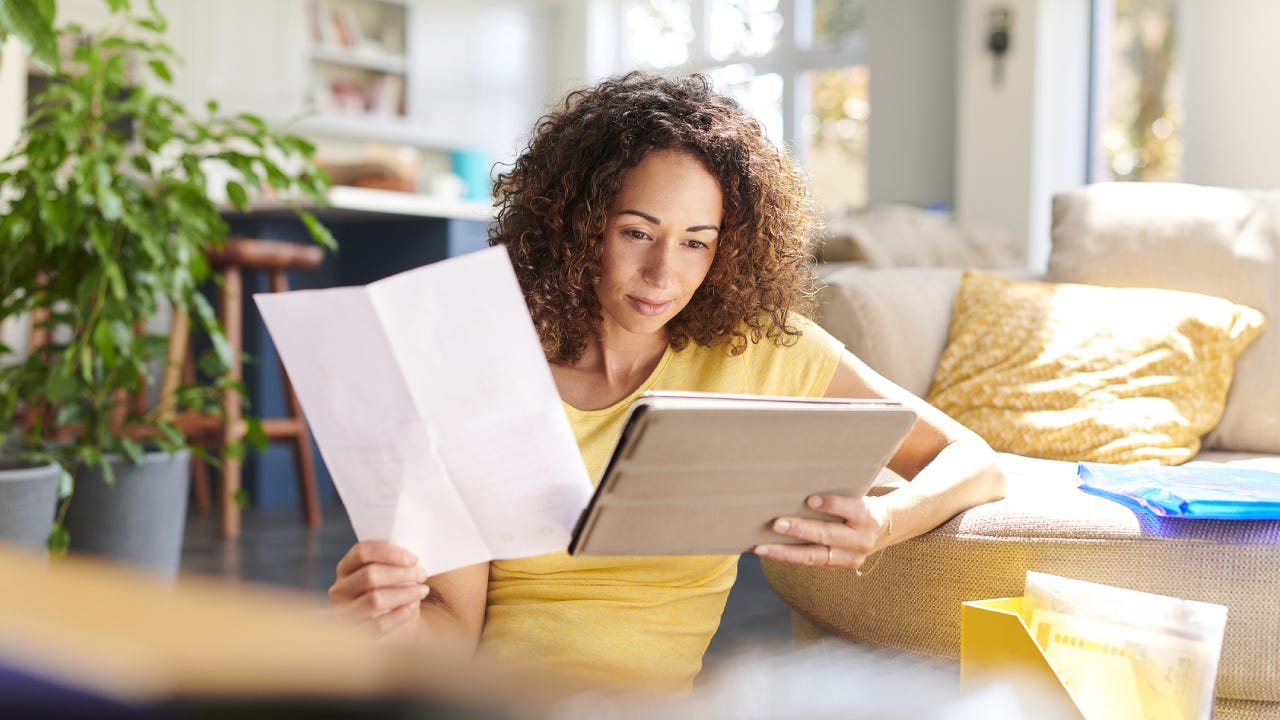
[734,312,842,356]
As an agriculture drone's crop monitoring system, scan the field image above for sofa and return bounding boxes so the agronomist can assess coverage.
[763,183,1280,719]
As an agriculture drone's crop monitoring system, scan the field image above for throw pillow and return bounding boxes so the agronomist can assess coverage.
[926,270,1266,465]
[1049,183,1280,454]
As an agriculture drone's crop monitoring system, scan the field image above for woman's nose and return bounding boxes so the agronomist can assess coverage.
[641,242,674,287]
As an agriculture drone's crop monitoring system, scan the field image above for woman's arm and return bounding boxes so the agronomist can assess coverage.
[754,350,1007,569]
[329,542,489,653]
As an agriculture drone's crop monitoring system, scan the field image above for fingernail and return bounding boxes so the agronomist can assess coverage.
[754,546,770,556]
[418,585,431,596]
[808,495,824,509]
[774,518,791,532]
[414,568,428,582]
[404,552,419,566]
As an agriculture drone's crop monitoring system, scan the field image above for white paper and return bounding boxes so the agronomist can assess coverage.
[254,246,593,575]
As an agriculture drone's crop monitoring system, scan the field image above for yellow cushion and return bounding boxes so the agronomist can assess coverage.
[926,270,1266,465]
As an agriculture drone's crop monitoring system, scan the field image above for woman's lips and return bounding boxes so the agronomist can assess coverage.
[627,295,673,316]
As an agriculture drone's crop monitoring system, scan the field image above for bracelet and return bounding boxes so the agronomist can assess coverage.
[856,507,894,578]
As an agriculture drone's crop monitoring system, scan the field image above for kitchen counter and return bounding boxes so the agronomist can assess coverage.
[239,186,494,223]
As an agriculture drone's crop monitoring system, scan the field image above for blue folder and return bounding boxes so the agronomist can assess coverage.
[1077,462,1280,519]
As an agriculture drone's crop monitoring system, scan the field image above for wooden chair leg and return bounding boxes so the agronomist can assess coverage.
[192,453,212,514]
[172,317,213,514]
[293,424,322,528]
[220,266,244,539]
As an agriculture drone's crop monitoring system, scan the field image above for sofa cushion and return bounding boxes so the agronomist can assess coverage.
[814,267,964,398]
[1049,183,1280,454]
[926,270,1264,465]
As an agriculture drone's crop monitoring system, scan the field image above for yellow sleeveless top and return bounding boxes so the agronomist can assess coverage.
[480,316,843,692]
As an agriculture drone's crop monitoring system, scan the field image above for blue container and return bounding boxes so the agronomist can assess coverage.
[450,149,491,201]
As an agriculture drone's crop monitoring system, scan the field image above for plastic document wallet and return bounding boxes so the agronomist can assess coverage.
[1077,462,1280,519]
[568,391,916,556]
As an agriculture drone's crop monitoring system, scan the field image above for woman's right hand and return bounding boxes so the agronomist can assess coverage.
[329,540,430,642]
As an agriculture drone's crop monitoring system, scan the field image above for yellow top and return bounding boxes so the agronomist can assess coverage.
[480,316,844,692]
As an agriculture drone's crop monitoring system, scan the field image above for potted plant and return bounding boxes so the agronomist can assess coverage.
[0,0,333,574]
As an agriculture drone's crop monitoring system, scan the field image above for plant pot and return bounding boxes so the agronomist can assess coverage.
[0,460,60,553]
[63,448,191,579]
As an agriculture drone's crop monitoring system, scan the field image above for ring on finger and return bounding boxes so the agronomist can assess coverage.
[825,546,834,566]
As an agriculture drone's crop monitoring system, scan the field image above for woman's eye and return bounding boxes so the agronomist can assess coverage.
[686,239,709,250]
[626,229,650,240]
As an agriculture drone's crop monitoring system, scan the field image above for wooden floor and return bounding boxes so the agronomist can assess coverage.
[178,502,795,663]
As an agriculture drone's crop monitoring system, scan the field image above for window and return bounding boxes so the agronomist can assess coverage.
[1095,0,1181,182]
[620,0,870,214]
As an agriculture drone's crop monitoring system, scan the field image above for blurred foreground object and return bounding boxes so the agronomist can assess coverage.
[0,544,578,719]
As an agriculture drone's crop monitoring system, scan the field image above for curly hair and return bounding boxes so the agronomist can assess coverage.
[490,71,818,364]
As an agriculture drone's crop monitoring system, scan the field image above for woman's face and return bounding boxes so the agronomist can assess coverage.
[595,149,723,342]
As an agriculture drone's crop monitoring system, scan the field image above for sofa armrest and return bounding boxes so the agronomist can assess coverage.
[814,266,964,398]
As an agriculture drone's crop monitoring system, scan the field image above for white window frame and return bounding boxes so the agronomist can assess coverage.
[618,0,868,161]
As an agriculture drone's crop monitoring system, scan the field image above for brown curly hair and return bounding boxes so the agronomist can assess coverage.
[490,71,818,364]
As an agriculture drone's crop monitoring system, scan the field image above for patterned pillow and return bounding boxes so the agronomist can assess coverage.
[926,270,1266,465]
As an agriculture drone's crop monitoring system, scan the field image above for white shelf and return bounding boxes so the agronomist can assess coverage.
[237,186,493,223]
[291,114,456,149]
[325,186,493,221]
[309,45,406,74]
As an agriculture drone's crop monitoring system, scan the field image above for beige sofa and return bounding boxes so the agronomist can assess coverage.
[764,183,1280,719]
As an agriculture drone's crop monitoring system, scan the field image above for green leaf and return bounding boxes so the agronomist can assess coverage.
[55,401,86,427]
[78,344,93,383]
[243,415,267,450]
[147,58,171,83]
[104,262,128,302]
[46,523,70,555]
[56,467,74,499]
[0,0,59,73]
[298,210,336,251]
[45,370,78,403]
[92,321,117,366]
[236,113,267,133]
[95,166,123,220]
[225,180,249,211]
[121,438,144,465]
[104,0,130,13]
[233,488,249,508]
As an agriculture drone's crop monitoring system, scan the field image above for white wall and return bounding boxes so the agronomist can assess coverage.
[415,0,557,164]
[1180,0,1280,188]
[955,0,1089,269]
[550,0,619,102]
[0,38,25,161]
[865,0,957,208]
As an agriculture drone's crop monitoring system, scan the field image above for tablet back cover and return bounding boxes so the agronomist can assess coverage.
[569,393,916,555]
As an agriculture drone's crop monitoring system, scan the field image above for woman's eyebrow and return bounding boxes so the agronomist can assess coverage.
[618,209,719,233]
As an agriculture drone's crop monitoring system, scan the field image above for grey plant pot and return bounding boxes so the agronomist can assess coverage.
[64,448,191,580]
[0,460,60,553]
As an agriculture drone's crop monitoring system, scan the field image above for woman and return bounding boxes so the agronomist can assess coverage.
[329,72,1006,692]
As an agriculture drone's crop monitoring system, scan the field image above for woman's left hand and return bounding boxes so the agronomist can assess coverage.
[753,494,890,571]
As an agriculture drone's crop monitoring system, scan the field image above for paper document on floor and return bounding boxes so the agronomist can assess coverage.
[255,246,593,575]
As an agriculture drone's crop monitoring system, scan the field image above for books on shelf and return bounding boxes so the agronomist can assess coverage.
[305,0,407,119]
[312,74,403,117]
[309,0,364,50]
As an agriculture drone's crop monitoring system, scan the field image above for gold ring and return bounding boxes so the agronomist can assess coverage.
[826,546,834,566]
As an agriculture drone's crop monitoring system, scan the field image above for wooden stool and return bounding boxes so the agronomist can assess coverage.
[162,238,326,538]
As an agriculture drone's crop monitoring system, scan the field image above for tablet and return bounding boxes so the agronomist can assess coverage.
[568,390,917,556]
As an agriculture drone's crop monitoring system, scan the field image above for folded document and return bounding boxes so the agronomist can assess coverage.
[255,247,593,575]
